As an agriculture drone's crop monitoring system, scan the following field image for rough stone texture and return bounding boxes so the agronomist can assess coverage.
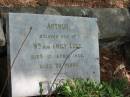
[1,7,130,40]
[43,7,61,15]
[90,9,130,39]
[0,18,5,46]
[44,7,130,40]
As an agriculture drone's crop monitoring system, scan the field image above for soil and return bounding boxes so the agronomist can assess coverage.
[0,0,129,8]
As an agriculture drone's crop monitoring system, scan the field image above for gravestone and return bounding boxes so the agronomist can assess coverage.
[7,13,100,97]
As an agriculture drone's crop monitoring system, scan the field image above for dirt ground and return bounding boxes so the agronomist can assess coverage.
[0,0,129,8]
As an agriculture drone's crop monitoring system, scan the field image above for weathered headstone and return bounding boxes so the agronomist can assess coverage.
[8,13,100,97]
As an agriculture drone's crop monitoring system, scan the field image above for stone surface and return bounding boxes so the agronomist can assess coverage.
[48,7,130,39]
[8,13,100,97]
[0,18,5,46]
[2,7,130,40]
[43,7,61,15]
[90,9,130,39]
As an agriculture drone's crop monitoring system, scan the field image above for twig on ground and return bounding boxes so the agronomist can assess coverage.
[47,47,80,97]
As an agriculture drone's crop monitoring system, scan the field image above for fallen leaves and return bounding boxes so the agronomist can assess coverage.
[0,0,129,7]
[0,0,38,7]
[100,47,130,83]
